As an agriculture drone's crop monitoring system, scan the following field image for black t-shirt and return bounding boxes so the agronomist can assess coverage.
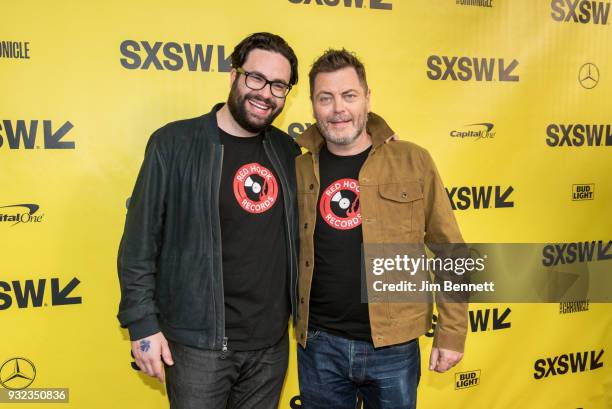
[309,144,372,341]
[218,128,289,351]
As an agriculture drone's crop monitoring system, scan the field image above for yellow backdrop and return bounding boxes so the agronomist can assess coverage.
[1,0,610,408]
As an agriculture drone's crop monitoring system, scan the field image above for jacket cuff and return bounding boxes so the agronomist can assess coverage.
[127,315,161,341]
[433,327,466,353]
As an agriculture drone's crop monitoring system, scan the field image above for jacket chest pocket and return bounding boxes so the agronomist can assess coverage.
[376,181,424,239]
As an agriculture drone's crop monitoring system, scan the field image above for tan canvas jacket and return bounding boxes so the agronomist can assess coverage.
[295,112,468,352]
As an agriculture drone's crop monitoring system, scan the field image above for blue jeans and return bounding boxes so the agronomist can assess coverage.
[298,329,421,409]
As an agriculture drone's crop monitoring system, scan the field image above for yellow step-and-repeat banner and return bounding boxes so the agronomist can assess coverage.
[1,1,611,408]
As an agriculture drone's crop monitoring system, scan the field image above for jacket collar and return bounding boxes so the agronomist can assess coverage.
[296,112,395,154]
[199,103,225,145]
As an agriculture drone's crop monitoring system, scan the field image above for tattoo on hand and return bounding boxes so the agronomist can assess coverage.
[140,339,151,353]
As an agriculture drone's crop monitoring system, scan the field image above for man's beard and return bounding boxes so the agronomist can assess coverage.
[316,112,367,146]
[227,79,281,134]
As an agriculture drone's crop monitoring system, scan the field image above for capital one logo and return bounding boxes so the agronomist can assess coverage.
[427,56,519,82]
[551,0,611,25]
[450,123,496,140]
[0,120,74,149]
[288,0,392,10]
[0,204,44,226]
[120,40,231,72]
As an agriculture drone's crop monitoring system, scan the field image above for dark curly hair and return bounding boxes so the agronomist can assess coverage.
[230,32,299,86]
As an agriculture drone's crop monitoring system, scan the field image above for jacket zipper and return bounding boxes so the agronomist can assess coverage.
[213,143,227,352]
[264,138,297,321]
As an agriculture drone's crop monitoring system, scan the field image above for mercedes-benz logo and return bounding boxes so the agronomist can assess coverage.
[0,358,36,390]
[579,63,599,89]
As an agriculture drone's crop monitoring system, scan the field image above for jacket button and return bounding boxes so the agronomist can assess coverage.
[305,261,310,267]
[401,192,407,198]
[300,297,305,304]
[304,222,308,229]
[309,184,314,190]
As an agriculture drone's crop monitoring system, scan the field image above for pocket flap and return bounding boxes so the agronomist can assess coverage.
[378,181,423,203]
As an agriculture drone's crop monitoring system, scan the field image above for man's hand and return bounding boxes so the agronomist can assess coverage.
[131,332,174,382]
[429,347,463,373]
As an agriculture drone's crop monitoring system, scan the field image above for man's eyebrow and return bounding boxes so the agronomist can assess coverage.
[315,90,333,98]
[249,70,290,85]
[315,89,358,98]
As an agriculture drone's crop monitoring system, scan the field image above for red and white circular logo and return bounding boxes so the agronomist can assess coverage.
[233,163,279,214]
[319,178,361,230]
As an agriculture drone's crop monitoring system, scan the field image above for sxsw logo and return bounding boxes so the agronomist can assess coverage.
[0,204,44,226]
[533,350,604,379]
[542,240,611,267]
[469,307,511,332]
[288,0,392,10]
[425,308,510,337]
[446,185,514,210]
[287,122,313,138]
[0,120,74,149]
[120,40,231,72]
[455,370,481,389]
[546,124,611,147]
[551,0,611,25]
[0,278,82,310]
[427,56,519,82]
[450,123,496,140]
[572,184,594,200]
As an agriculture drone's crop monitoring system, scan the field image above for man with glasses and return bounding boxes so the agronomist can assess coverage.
[117,32,300,408]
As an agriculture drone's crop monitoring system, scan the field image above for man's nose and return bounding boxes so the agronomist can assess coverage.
[332,96,346,113]
[255,83,274,100]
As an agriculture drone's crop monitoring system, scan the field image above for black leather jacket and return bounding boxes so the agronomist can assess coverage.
[117,103,300,350]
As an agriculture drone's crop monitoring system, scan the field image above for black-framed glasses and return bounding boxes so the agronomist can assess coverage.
[236,67,292,98]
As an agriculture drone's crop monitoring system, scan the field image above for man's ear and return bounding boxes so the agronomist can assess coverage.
[366,88,372,113]
[230,68,237,86]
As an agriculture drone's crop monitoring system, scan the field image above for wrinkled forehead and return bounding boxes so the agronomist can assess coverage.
[313,67,366,94]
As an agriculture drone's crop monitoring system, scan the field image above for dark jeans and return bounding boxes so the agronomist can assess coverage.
[298,329,420,409]
[164,332,288,409]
